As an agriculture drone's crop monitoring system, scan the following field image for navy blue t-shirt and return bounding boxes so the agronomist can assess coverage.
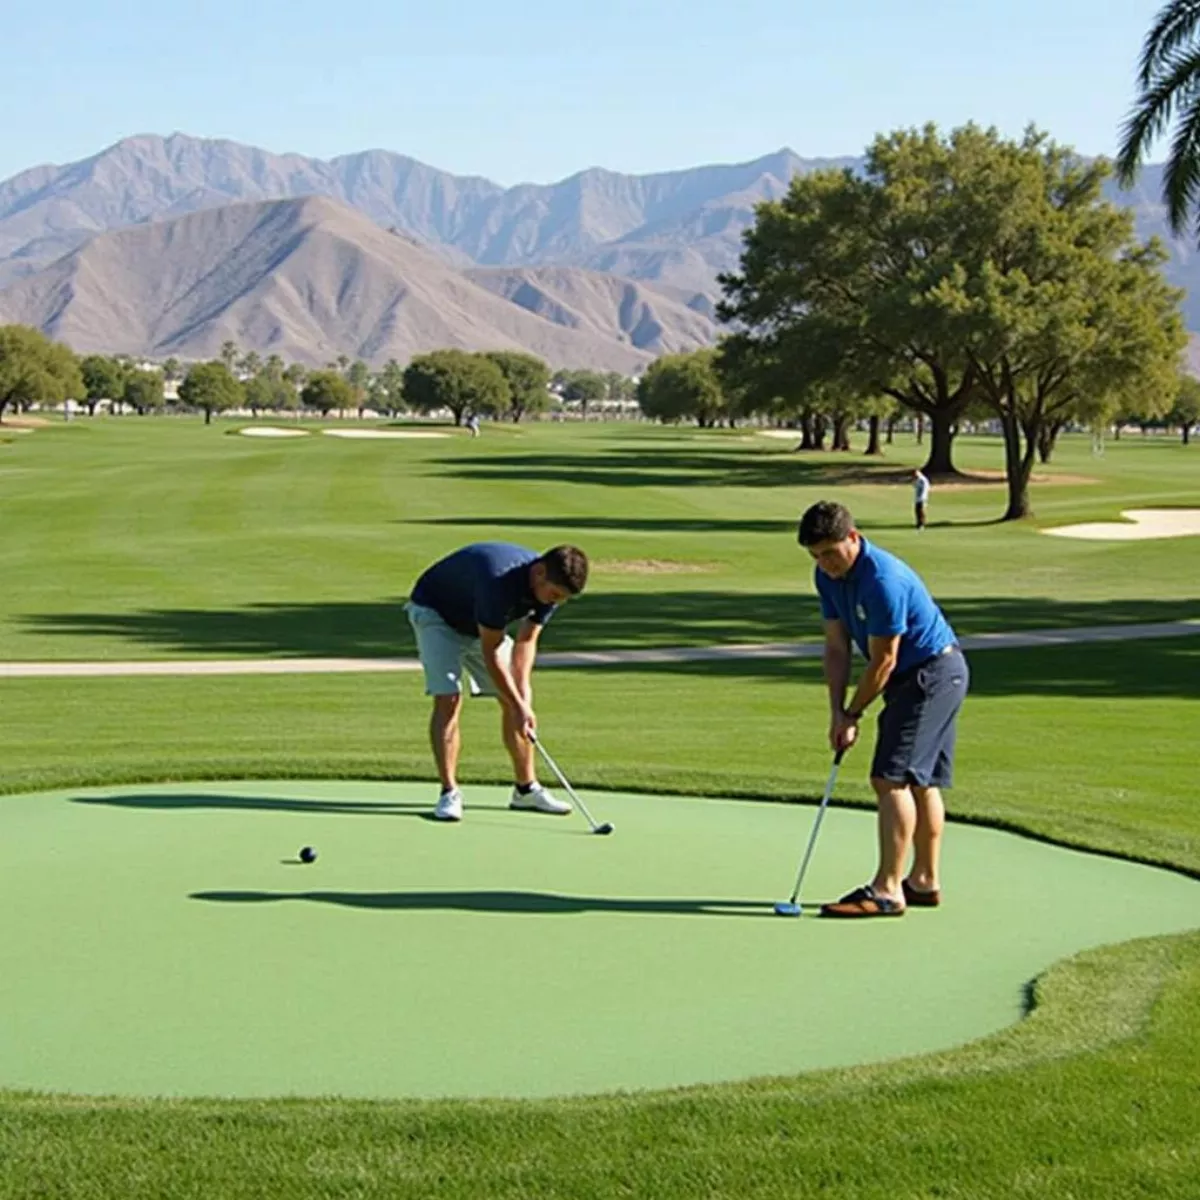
[814,538,956,674]
[410,542,556,636]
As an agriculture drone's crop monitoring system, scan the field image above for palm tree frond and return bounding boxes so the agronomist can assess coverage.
[1162,87,1200,234]
[1116,44,1200,184]
[1138,0,1200,86]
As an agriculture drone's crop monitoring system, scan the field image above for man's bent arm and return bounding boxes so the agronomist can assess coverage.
[479,626,530,715]
[846,634,901,717]
[510,619,542,699]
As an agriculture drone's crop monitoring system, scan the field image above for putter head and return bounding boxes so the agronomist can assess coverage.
[773,901,802,917]
[594,822,615,836]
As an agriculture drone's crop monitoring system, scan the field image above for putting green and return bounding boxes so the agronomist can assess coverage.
[1,779,1197,1100]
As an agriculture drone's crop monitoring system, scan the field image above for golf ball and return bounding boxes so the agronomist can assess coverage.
[299,846,318,863]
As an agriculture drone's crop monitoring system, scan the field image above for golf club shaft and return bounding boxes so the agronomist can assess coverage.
[786,749,844,905]
[531,734,604,832]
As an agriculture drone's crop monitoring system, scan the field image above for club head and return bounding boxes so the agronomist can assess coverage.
[593,822,615,836]
[773,901,802,917]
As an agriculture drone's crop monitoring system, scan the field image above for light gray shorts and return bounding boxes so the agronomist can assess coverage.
[405,601,512,697]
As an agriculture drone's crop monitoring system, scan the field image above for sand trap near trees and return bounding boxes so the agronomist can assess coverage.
[237,427,309,438]
[321,429,450,440]
[1043,509,1200,540]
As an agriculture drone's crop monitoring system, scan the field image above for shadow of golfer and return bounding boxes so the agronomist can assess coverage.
[71,792,471,818]
[190,889,775,917]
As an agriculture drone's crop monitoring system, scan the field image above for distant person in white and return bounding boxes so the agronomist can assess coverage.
[912,469,930,531]
[467,414,481,437]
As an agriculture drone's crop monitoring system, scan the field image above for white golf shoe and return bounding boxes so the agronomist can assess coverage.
[509,782,571,815]
[434,788,464,822]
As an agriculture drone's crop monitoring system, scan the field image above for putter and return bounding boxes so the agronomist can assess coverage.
[774,749,845,917]
[529,733,614,835]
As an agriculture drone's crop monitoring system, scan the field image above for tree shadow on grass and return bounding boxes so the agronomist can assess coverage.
[21,594,1200,662]
[190,888,773,917]
[431,449,920,490]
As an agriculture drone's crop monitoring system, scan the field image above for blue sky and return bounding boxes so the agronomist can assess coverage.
[3,0,1164,185]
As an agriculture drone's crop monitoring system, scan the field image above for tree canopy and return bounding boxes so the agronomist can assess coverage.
[178,361,244,424]
[483,351,551,423]
[719,123,1187,517]
[0,326,84,420]
[403,350,509,425]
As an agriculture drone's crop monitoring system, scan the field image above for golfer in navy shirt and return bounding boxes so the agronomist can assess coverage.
[406,542,589,822]
[798,501,968,917]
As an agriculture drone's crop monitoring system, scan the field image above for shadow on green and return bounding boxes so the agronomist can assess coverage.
[190,888,774,916]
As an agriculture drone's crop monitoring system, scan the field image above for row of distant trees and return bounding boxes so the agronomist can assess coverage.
[0,333,639,427]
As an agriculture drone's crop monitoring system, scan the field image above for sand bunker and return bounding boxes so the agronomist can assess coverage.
[756,429,802,440]
[237,427,309,438]
[595,559,718,574]
[321,429,450,439]
[1043,508,1200,540]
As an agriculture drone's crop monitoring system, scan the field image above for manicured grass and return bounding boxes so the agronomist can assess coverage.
[0,418,1197,660]
[0,417,1198,1197]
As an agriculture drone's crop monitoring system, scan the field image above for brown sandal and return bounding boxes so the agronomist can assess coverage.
[901,879,941,908]
[820,885,905,918]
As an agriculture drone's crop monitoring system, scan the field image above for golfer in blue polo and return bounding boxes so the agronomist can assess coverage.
[405,542,589,822]
[797,501,968,917]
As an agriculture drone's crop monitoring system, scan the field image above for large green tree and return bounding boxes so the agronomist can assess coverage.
[637,350,728,426]
[482,351,551,423]
[122,368,165,415]
[178,361,244,425]
[1117,1,1200,235]
[721,123,1186,513]
[79,354,129,416]
[719,129,1005,474]
[1171,372,1200,443]
[403,350,509,425]
[557,369,608,419]
[300,371,354,417]
[0,326,83,420]
[952,143,1186,518]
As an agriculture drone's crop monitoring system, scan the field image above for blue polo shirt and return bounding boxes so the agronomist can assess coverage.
[814,538,955,674]
[410,542,556,636]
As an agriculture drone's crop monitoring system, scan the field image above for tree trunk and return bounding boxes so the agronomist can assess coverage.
[832,414,852,451]
[812,413,828,451]
[204,408,212,426]
[865,415,883,455]
[799,411,816,450]
[1036,419,1064,463]
[1000,412,1037,521]
[885,414,897,445]
[922,408,958,475]
[1184,423,1192,446]
[915,415,924,445]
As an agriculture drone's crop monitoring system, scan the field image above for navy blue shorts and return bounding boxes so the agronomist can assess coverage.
[871,647,968,788]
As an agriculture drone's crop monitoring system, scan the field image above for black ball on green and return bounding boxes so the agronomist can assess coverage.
[299,846,318,864]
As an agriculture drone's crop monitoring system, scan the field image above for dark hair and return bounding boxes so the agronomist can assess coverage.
[541,545,589,595]
[797,501,855,546]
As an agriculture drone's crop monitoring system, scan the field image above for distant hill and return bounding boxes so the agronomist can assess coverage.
[0,133,852,301]
[0,195,713,369]
[0,132,1197,368]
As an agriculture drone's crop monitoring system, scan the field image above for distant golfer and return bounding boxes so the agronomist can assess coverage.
[405,542,589,821]
[912,468,930,531]
[797,501,968,917]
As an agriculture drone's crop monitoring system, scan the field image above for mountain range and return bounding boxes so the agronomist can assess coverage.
[0,132,1194,369]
